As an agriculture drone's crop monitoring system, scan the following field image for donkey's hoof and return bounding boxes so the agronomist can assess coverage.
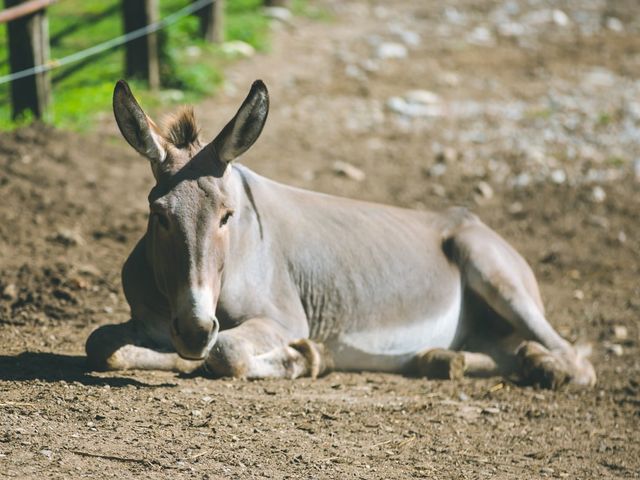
[290,339,333,379]
[415,348,465,380]
[516,341,569,390]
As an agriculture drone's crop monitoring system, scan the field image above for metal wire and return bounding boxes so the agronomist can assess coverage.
[0,0,216,85]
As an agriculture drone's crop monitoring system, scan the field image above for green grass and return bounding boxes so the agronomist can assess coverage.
[0,0,273,130]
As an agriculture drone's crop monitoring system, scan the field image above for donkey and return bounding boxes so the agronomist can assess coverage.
[85,79,596,389]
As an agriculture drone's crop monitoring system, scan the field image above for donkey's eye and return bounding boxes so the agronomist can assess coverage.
[152,212,170,230]
[220,211,234,227]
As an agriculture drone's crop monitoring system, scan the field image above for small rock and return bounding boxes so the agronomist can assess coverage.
[512,172,531,188]
[590,186,606,203]
[263,6,292,23]
[398,30,421,47]
[160,89,184,102]
[427,163,447,178]
[191,410,203,417]
[332,161,366,182]
[375,42,408,60]
[466,26,495,46]
[386,96,443,118]
[405,90,440,105]
[573,289,584,300]
[552,9,569,26]
[587,215,609,229]
[1,283,17,301]
[51,228,85,247]
[435,147,457,164]
[550,169,566,184]
[604,342,624,357]
[507,202,524,215]
[361,59,379,73]
[474,181,494,201]
[221,41,255,58]
[612,325,628,341]
[39,449,53,460]
[458,392,469,401]
[584,68,616,88]
[482,406,500,415]
[344,64,363,79]
[605,17,624,32]
[617,231,627,244]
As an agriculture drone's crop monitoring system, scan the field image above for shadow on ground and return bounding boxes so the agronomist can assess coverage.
[0,351,177,388]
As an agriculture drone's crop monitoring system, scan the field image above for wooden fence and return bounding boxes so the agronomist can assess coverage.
[0,0,290,120]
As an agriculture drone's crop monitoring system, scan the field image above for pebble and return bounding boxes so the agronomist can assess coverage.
[552,9,570,27]
[221,41,255,58]
[375,42,408,60]
[1,283,17,301]
[550,169,566,184]
[482,406,500,415]
[39,449,53,460]
[512,172,531,188]
[387,96,443,118]
[573,289,584,300]
[427,163,447,178]
[606,17,624,32]
[51,228,85,247]
[507,201,524,215]
[612,325,628,341]
[263,6,293,23]
[466,26,495,46]
[332,161,366,182]
[435,146,458,164]
[604,342,624,357]
[590,186,606,203]
[474,181,494,200]
[405,90,441,105]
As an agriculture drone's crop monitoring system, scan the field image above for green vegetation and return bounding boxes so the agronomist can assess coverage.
[0,0,273,130]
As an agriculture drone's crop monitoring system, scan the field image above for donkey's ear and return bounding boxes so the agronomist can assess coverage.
[211,80,269,164]
[113,80,166,163]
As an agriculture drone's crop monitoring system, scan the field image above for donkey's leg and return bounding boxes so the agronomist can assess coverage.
[445,223,596,388]
[413,348,500,380]
[85,321,202,373]
[204,318,331,379]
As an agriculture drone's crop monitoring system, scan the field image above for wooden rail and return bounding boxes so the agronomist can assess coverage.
[0,0,55,24]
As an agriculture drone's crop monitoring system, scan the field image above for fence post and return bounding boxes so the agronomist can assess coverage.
[122,0,160,89]
[5,0,51,120]
[196,0,223,43]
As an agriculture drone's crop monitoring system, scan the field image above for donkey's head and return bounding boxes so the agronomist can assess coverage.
[113,80,269,360]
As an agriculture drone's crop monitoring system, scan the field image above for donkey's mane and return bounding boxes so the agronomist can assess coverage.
[163,107,200,149]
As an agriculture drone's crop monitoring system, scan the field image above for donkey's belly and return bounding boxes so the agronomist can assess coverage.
[326,280,463,373]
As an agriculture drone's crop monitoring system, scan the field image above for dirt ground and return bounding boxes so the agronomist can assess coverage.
[1,1,639,478]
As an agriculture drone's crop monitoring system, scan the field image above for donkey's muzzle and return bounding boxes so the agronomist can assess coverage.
[171,316,219,361]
